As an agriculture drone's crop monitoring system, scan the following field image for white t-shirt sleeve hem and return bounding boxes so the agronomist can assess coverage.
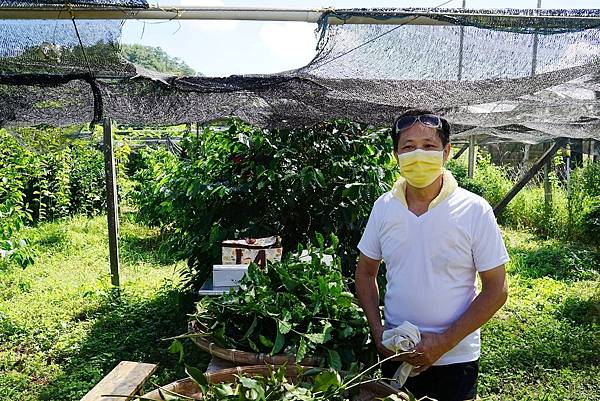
[357,244,382,261]
[476,255,510,272]
[357,195,385,261]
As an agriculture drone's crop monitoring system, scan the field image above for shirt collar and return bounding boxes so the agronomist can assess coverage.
[391,169,458,210]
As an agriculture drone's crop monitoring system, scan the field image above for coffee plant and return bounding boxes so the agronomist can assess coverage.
[133,119,397,286]
[0,127,118,265]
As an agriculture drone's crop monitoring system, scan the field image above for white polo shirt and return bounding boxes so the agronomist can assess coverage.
[358,187,509,365]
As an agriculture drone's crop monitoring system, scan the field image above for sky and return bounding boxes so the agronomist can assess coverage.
[120,0,599,77]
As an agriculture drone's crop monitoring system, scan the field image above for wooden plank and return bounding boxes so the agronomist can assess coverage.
[80,361,158,401]
[494,138,566,217]
[103,118,121,287]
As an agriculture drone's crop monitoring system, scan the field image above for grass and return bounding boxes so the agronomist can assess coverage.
[0,217,598,400]
[0,214,208,401]
[479,229,600,401]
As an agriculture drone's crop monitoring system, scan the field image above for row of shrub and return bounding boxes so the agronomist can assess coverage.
[0,127,131,264]
[447,153,600,244]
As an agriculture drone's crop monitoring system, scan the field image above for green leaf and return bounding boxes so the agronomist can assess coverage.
[322,320,333,342]
[339,325,354,339]
[212,326,227,346]
[248,338,260,352]
[185,364,207,386]
[213,383,235,397]
[313,370,342,392]
[296,337,307,363]
[239,377,265,400]
[167,339,184,364]
[279,269,298,291]
[329,233,339,251]
[157,387,180,401]
[278,320,292,335]
[314,168,325,187]
[271,327,285,355]
[240,316,258,341]
[238,376,260,390]
[337,291,354,308]
[259,334,274,348]
[300,367,322,377]
[315,232,325,251]
[304,332,326,345]
[327,349,342,371]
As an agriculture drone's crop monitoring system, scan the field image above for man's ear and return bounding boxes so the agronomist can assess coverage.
[443,143,452,163]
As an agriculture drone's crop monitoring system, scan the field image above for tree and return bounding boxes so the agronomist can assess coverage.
[121,44,197,77]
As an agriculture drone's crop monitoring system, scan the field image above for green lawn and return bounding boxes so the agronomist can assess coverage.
[0,216,598,400]
[479,229,600,401]
[0,215,208,401]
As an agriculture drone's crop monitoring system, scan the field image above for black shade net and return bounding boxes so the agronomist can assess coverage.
[1,7,600,143]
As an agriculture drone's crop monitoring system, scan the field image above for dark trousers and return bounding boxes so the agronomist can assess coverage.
[382,359,479,401]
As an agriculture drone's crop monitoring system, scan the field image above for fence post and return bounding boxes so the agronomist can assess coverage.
[544,141,552,212]
[103,117,120,287]
[468,135,476,178]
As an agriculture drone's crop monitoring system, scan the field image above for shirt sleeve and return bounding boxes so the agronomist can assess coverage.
[472,205,510,272]
[357,202,383,260]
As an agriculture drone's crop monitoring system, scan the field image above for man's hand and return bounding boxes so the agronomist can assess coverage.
[373,327,397,359]
[373,326,423,363]
[404,332,451,372]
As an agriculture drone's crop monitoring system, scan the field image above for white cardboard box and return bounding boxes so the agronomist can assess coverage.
[213,264,249,287]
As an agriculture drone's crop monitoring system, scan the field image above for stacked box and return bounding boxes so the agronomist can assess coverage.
[213,236,282,288]
[221,236,282,268]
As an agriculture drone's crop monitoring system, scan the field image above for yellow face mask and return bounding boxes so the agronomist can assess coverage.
[396,149,444,188]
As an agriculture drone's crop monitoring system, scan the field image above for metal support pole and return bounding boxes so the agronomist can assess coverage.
[494,138,566,217]
[592,140,598,162]
[103,118,120,287]
[467,135,476,178]
[531,0,542,76]
[457,0,466,81]
[565,141,571,184]
[543,141,552,212]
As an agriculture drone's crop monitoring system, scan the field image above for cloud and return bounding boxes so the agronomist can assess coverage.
[258,22,317,69]
[179,0,239,31]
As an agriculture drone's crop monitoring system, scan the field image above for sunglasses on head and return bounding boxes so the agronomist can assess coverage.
[395,114,443,132]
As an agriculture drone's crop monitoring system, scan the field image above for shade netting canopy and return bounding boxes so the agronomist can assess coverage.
[1,3,600,144]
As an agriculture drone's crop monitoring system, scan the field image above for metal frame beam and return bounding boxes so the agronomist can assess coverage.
[452,143,469,160]
[494,138,566,217]
[1,6,600,24]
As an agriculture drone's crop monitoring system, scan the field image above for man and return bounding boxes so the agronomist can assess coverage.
[355,109,509,401]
